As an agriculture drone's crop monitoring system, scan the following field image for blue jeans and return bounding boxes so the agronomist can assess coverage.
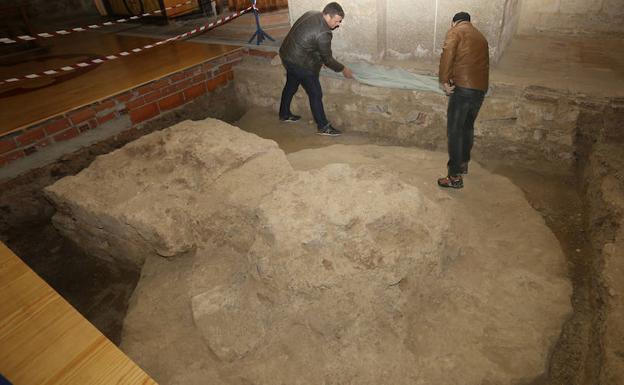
[447,86,485,176]
[279,60,329,130]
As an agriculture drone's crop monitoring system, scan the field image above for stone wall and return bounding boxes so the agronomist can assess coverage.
[234,56,583,172]
[287,0,520,63]
[518,0,624,35]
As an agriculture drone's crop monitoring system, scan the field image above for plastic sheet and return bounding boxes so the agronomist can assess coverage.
[322,62,444,94]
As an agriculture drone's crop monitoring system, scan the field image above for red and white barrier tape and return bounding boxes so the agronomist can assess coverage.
[0,0,194,45]
[0,7,252,86]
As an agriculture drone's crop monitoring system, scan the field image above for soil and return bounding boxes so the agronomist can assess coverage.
[0,107,603,383]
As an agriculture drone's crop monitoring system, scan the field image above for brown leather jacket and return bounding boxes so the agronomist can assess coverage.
[439,21,489,92]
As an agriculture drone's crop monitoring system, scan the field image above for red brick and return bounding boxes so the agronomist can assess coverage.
[192,74,207,84]
[207,72,229,92]
[208,56,228,66]
[137,84,155,95]
[170,72,187,82]
[94,99,115,112]
[167,77,192,91]
[173,78,193,90]
[226,50,244,61]
[169,83,183,92]
[35,138,51,149]
[144,90,162,103]
[76,123,90,132]
[152,79,169,90]
[97,111,116,125]
[0,137,17,154]
[184,83,207,100]
[115,91,134,103]
[158,92,185,111]
[246,49,277,58]
[88,118,98,130]
[227,71,234,81]
[0,150,25,166]
[69,107,96,125]
[161,85,179,96]
[202,62,216,72]
[42,117,71,135]
[53,127,80,142]
[130,102,159,124]
[127,97,146,110]
[15,127,45,146]
[216,63,233,75]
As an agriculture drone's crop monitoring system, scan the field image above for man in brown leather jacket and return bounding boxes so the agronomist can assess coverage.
[437,12,489,189]
[278,2,353,136]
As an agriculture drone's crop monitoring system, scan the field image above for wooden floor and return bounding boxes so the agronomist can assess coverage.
[0,32,240,135]
[0,241,157,385]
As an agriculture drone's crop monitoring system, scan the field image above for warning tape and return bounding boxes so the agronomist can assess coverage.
[0,0,195,45]
[0,7,253,86]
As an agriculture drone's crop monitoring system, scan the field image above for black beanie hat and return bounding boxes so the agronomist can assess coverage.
[452,12,471,23]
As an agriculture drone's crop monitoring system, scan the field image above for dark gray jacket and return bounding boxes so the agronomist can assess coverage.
[279,11,345,74]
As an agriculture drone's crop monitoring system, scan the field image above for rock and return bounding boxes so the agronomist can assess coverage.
[192,280,271,362]
[249,163,447,292]
[47,117,572,385]
[45,118,290,269]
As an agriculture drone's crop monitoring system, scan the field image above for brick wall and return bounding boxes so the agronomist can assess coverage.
[0,50,244,168]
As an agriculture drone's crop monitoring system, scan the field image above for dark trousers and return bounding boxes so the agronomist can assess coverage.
[446,86,485,176]
[279,60,329,130]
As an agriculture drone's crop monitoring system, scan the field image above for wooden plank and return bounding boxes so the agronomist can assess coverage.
[0,34,241,135]
[0,242,157,385]
[163,0,199,18]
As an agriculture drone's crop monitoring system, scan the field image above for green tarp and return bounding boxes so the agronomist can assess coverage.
[321,62,444,94]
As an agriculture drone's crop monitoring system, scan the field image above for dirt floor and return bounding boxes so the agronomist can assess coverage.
[0,107,601,383]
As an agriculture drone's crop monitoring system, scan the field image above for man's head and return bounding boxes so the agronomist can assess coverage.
[323,2,345,30]
[452,11,471,26]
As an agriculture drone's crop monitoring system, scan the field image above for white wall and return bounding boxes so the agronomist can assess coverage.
[287,0,519,63]
[518,0,624,35]
[499,0,522,60]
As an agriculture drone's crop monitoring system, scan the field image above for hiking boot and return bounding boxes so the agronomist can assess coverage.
[317,125,342,137]
[279,114,301,123]
[460,162,469,175]
[437,175,463,189]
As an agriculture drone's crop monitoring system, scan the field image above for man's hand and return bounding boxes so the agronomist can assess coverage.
[342,67,354,79]
[442,82,455,96]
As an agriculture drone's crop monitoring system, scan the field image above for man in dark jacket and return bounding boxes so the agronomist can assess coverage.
[437,12,489,189]
[278,2,353,136]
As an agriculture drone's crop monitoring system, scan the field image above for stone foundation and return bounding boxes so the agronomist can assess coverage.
[233,55,606,173]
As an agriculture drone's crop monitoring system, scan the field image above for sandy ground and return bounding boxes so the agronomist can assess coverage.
[0,107,600,383]
[235,108,601,384]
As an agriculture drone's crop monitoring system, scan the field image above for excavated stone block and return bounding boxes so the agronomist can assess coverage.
[47,118,573,385]
[45,119,291,268]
